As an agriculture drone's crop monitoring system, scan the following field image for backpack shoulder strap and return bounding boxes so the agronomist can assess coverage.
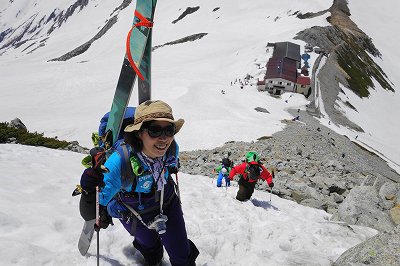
[165,140,180,173]
[168,140,179,158]
[114,141,135,185]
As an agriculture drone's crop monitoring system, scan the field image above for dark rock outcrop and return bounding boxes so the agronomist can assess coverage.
[49,15,118,61]
[152,33,208,51]
[9,118,27,131]
[172,7,200,24]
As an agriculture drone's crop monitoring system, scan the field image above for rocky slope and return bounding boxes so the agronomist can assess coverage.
[334,225,400,265]
[180,102,400,263]
[180,108,400,233]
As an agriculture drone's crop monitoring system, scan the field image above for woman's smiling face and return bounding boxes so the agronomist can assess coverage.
[138,121,175,158]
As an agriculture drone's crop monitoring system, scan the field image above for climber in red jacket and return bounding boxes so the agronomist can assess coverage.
[229,151,274,201]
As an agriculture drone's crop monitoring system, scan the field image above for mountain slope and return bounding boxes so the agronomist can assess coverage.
[0,1,399,166]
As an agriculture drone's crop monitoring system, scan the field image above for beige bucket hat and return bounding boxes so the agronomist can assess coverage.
[124,100,184,133]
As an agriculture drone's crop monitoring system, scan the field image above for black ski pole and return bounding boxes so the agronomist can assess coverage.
[270,187,273,204]
[270,170,275,204]
[175,173,180,199]
[96,186,100,266]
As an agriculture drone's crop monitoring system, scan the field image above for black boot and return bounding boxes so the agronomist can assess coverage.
[183,239,199,266]
[133,238,164,266]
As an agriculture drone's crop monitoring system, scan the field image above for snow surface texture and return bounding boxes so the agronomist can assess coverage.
[0,144,377,265]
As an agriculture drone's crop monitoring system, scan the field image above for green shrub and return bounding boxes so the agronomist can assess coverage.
[0,122,70,149]
[336,34,394,98]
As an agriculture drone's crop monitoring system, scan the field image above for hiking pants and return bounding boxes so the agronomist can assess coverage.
[121,195,199,265]
[217,172,230,187]
[236,177,256,201]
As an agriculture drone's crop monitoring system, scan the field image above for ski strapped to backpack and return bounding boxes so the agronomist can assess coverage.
[126,10,154,81]
[104,0,158,150]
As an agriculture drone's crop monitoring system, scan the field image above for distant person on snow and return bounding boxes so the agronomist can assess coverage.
[228,151,274,201]
[79,100,199,266]
[213,157,233,187]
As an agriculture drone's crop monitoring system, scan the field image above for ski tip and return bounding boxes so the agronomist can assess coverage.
[72,185,82,196]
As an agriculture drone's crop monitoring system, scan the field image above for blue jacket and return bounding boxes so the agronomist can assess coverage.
[99,142,179,216]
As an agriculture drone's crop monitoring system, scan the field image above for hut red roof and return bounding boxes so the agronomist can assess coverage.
[265,57,297,83]
[297,76,311,85]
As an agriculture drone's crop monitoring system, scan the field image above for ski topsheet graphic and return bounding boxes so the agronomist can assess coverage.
[104,0,157,149]
[138,25,153,104]
[78,0,157,256]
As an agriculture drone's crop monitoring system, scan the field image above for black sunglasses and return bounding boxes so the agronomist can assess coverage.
[144,124,176,138]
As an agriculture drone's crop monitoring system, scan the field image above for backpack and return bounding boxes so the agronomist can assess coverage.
[98,107,136,148]
[247,164,262,181]
[222,158,233,168]
[81,107,136,168]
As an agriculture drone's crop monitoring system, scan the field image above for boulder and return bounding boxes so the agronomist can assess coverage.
[10,118,27,131]
[390,204,400,225]
[334,186,395,232]
[334,225,400,266]
[379,182,400,210]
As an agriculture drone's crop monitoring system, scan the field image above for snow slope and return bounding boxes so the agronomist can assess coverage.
[0,144,377,265]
